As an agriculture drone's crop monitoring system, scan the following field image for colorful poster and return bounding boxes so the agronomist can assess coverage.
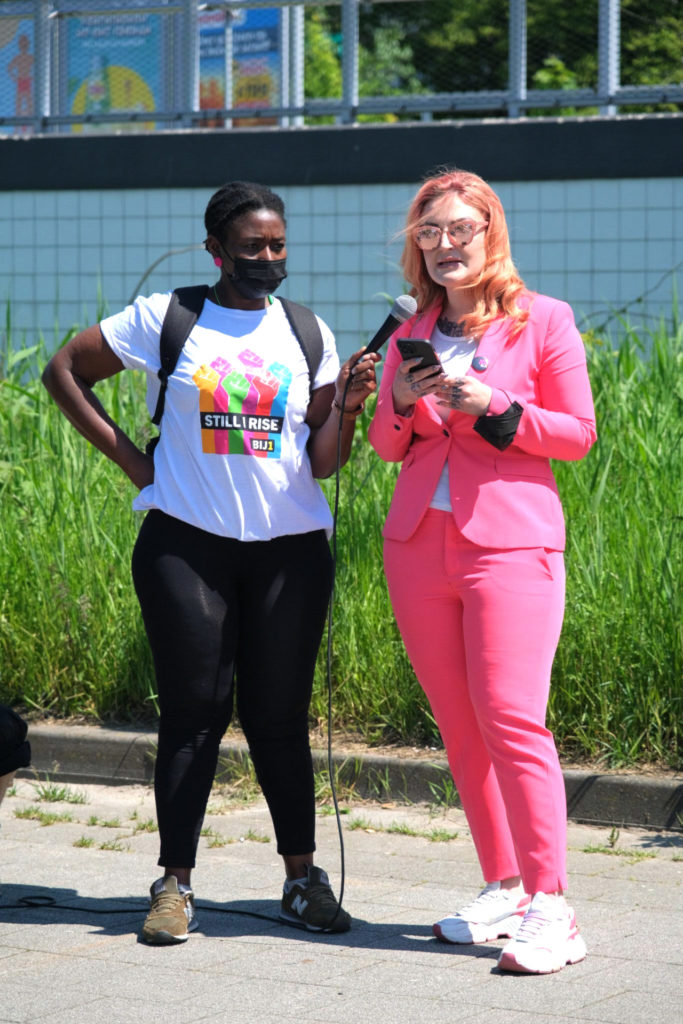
[232,8,281,127]
[66,12,161,132]
[0,17,35,134]
[199,7,281,127]
[199,9,227,128]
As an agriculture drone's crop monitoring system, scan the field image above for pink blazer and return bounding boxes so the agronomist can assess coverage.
[367,292,597,550]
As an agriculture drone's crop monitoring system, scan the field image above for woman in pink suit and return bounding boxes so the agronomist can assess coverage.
[368,169,596,974]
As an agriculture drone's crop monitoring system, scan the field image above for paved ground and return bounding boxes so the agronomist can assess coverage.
[1,776,681,1024]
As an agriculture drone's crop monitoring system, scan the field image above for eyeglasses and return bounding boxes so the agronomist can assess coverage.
[414,220,486,250]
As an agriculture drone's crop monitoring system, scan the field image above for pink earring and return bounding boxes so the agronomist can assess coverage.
[213,256,222,268]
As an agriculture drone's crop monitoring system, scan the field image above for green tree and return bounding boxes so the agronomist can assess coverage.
[352,0,681,116]
[305,7,425,123]
[305,7,342,107]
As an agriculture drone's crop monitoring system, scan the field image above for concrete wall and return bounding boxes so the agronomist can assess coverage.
[1,115,680,357]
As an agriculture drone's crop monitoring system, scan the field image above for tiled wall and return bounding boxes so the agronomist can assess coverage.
[1,178,681,358]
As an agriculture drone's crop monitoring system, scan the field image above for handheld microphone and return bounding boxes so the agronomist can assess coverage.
[364,294,417,354]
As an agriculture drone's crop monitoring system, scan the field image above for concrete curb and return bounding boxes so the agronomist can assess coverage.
[18,722,683,832]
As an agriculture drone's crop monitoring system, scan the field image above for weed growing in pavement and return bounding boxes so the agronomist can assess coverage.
[99,839,129,852]
[427,775,460,810]
[200,826,234,848]
[242,829,270,843]
[346,817,459,842]
[580,844,657,863]
[32,779,88,804]
[131,818,157,834]
[14,807,74,826]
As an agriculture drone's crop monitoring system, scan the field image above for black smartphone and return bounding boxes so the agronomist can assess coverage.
[397,338,442,376]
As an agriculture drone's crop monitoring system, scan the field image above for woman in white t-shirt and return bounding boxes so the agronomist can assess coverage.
[42,181,379,945]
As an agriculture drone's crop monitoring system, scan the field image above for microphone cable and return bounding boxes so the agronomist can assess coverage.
[320,364,359,931]
[7,303,413,935]
[3,371,355,936]
[316,299,415,929]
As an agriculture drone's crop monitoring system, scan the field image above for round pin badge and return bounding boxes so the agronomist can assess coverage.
[472,355,489,372]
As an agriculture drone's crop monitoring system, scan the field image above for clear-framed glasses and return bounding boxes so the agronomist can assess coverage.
[414,219,486,250]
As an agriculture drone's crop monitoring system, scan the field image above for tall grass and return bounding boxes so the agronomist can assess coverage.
[0,316,680,768]
[548,320,682,767]
[323,319,681,767]
[0,326,156,720]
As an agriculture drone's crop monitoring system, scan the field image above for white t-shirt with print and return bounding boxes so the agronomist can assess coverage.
[101,293,340,541]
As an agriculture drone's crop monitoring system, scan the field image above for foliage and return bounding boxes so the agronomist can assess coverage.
[548,320,682,766]
[305,0,682,119]
[0,327,156,721]
[315,317,681,768]
[304,7,424,124]
[0,315,680,768]
[304,8,342,111]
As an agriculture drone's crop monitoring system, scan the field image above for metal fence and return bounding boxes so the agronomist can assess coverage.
[1,0,681,134]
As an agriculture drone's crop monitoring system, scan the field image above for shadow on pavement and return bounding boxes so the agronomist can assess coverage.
[0,882,499,960]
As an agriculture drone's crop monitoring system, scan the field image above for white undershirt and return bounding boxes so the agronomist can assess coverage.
[428,324,478,512]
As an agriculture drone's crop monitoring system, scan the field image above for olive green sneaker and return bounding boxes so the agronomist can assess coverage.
[280,865,351,933]
[141,875,197,945]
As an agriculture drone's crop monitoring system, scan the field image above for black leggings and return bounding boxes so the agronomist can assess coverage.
[131,510,333,867]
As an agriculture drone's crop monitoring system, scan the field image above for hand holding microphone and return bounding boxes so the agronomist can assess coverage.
[363,294,418,354]
[337,295,418,417]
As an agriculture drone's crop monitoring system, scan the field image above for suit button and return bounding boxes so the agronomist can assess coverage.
[394,424,401,430]
[442,429,449,437]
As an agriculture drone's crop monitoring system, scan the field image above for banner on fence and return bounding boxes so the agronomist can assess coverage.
[233,8,281,126]
[0,17,35,134]
[67,12,160,132]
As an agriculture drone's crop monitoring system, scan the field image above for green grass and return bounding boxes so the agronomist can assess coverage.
[318,318,682,769]
[99,839,129,851]
[14,807,75,826]
[0,315,680,769]
[580,845,657,863]
[131,817,158,834]
[32,780,88,804]
[73,836,95,847]
[345,817,459,841]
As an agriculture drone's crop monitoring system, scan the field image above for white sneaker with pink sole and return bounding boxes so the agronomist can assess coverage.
[498,891,587,974]
[433,882,531,944]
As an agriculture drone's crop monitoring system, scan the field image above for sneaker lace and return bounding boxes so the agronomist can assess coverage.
[459,886,504,915]
[514,908,549,942]
[307,881,340,909]
[151,891,184,914]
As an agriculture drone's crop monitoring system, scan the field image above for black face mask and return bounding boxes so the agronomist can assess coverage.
[225,253,288,300]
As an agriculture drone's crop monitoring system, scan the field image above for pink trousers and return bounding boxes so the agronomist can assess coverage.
[384,510,568,893]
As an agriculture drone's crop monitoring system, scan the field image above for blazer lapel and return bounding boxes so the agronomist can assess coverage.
[405,305,512,425]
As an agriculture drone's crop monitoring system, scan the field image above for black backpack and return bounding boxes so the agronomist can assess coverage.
[146,285,324,454]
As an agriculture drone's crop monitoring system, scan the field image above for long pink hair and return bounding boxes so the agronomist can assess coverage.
[400,169,529,337]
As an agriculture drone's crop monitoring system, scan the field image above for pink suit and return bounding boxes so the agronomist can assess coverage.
[368,292,596,893]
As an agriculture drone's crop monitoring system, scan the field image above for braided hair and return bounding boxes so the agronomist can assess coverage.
[204,181,286,242]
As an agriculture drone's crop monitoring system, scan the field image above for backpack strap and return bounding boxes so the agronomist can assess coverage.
[279,297,324,397]
[151,285,209,427]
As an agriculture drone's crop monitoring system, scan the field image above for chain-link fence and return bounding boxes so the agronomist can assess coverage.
[1,0,680,134]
